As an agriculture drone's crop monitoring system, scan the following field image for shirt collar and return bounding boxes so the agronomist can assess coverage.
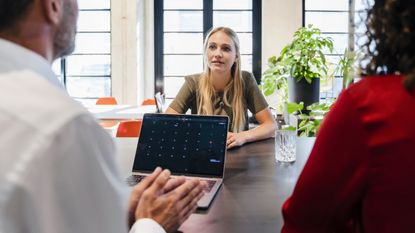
[0,38,64,89]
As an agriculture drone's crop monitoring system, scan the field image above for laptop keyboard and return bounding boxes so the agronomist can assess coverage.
[126,175,145,186]
[204,180,216,192]
[126,175,217,192]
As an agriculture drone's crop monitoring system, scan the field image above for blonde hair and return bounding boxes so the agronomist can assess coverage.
[197,27,245,132]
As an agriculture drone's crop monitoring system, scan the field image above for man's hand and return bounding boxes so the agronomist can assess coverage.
[128,167,206,233]
[128,167,169,227]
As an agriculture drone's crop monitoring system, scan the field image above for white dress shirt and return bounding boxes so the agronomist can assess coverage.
[0,39,165,233]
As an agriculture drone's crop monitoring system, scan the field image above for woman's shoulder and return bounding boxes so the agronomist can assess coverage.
[241,70,254,79]
[342,75,406,118]
[240,70,257,87]
[346,75,404,99]
[184,73,203,87]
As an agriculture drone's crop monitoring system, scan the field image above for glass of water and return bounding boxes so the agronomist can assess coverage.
[275,128,297,162]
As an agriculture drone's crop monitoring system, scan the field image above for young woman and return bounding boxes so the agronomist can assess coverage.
[282,0,415,232]
[166,27,276,149]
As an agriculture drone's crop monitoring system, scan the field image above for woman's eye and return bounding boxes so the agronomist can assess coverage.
[208,45,216,50]
[223,47,231,52]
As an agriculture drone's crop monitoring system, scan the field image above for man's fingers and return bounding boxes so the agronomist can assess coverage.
[130,167,162,203]
[179,191,204,222]
[176,180,205,211]
[169,179,200,201]
[146,169,171,195]
[163,176,186,193]
[134,167,162,192]
[200,181,208,191]
[128,167,161,227]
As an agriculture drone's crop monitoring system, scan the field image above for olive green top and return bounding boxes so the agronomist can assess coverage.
[169,71,269,131]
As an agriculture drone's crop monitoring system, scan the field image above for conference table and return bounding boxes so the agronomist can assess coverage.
[115,136,316,233]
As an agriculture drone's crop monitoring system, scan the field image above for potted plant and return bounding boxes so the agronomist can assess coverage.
[286,100,335,137]
[281,49,359,137]
[338,48,360,89]
[261,24,334,112]
[261,56,288,113]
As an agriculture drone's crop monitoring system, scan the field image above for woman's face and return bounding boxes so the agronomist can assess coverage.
[206,31,238,75]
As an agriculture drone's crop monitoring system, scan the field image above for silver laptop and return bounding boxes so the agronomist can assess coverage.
[126,113,228,209]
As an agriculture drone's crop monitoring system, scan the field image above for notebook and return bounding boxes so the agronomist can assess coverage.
[126,113,228,209]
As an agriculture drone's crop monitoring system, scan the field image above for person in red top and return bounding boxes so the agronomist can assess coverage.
[282,0,415,232]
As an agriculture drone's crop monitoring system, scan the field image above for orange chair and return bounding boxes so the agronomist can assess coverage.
[116,120,142,137]
[96,97,118,105]
[141,98,156,105]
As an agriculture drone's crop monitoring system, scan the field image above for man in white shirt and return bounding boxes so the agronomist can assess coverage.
[0,0,206,233]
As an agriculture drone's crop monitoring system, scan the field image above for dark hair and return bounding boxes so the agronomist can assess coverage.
[363,0,415,89]
[0,0,34,31]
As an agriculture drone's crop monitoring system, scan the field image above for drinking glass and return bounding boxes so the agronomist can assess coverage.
[275,129,296,162]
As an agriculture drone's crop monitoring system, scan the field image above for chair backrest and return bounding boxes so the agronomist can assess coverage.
[116,120,142,137]
[96,97,118,105]
[141,98,156,105]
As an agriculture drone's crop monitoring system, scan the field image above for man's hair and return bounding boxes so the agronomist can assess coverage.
[0,0,34,31]
[363,0,415,89]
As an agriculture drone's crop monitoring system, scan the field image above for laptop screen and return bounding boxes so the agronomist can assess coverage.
[132,113,228,177]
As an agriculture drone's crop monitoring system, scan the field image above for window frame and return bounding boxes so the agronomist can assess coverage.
[154,0,262,96]
[59,6,112,102]
[302,0,358,99]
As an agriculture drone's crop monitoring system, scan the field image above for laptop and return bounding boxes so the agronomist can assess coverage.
[126,113,229,209]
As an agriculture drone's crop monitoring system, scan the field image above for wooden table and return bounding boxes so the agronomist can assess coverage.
[115,137,315,233]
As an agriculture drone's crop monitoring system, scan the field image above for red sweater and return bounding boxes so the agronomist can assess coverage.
[282,75,415,232]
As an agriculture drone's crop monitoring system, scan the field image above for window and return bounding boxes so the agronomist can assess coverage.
[303,0,373,99]
[155,0,262,99]
[53,0,111,105]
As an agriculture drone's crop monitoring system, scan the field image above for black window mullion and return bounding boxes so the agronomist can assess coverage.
[203,0,213,38]
[302,0,306,27]
[252,0,262,84]
[154,0,164,94]
[61,59,67,86]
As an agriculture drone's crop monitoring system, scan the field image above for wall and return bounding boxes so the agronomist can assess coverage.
[262,0,302,70]
[111,0,138,104]
[262,0,302,108]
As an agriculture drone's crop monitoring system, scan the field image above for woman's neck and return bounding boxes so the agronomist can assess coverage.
[211,71,231,91]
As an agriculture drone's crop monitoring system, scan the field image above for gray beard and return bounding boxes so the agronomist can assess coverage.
[52,1,77,60]
[53,37,75,59]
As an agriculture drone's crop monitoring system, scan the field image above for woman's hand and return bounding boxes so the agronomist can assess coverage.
[227,132,247,149]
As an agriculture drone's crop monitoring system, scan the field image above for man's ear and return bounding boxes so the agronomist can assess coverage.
[42,0,62,25]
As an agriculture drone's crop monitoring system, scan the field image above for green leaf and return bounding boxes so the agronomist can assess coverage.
[286,102,304,114]
[283,125,297,131]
